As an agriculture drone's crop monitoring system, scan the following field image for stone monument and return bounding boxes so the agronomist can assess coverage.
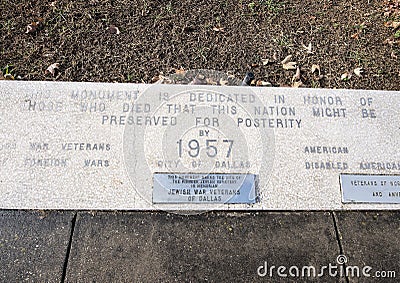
[0,80,399,210]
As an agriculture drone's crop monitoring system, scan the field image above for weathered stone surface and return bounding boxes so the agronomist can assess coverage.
[65,211,340,282]
[0,210,74,282]
[0,81,399,210]
[336,211,400,283]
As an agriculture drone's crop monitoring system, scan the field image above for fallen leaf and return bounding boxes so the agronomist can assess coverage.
[261,59,269,65]
[292,67,301,82]
[174,68,186,75]
[385,21,400,29]
[281,54,297,70]
[159,75,173,84]
[219,77,229,85]
[45,63,59,76]
[391,51,398,59]
[311,64,323,80]
[151,76,161,83]
[384,36,395,45]
[206,77,217,85]
[4,74,14,80]
[281,55,292,64]
[282,61,297,70]
[351,32,360,39]
[354,67,364,77]
[212,26,225,32]
[311,64,320,74]
[256,80,272,87]
[25,18,43,34]
[301,42,312,53]
[292,81,303,88]
[251,63,259,67]
[26,22,38,34]
[358,21,366,29]
[341,72,351,81]
[227,74,236,81]
[108,25,120,34]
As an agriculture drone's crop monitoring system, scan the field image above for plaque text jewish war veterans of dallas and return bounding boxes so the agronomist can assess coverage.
[0,81,399,210]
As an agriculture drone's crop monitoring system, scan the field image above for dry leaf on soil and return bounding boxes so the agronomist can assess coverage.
[385,21,400,29]
[281,55,297,70]
[281,55,292,64]
[354,67,364,77]
[351,32,360,39]
[301,42,312,54]
[311,64,320,74]
[206,77,218,85]
[283,61,297,70]
[292,67,301,82]
[341,72,351,81]
[256,80,272,87]
[273,51,278,61]
[219,78,229,86]
[174,68,186,75]
[108,25,120,34]
[311,64,324,80]
[3,74,15,80]
[384,35,400,45]
[151,76,161,83]
[212,26,225,32]
[45,63,59,76]
[292,81,303,88]
[26,20,42,34]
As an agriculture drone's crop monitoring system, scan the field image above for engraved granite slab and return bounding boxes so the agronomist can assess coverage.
[0,80,399,210]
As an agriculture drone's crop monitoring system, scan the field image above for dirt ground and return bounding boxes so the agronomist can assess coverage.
[0,0,399,90]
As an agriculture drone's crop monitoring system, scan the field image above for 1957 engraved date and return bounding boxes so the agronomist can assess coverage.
[176,139,233,158]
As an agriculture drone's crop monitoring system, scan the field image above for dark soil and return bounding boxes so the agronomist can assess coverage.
[1,0,399,90]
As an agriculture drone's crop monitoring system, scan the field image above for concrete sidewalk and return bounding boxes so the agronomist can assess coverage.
[1,211,399,282]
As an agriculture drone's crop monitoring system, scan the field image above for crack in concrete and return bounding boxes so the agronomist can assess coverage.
[61,212,77,283]
[331,211,350,283]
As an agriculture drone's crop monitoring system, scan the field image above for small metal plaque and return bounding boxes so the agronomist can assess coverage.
[341,174,400,203]
[153,173,257,204]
